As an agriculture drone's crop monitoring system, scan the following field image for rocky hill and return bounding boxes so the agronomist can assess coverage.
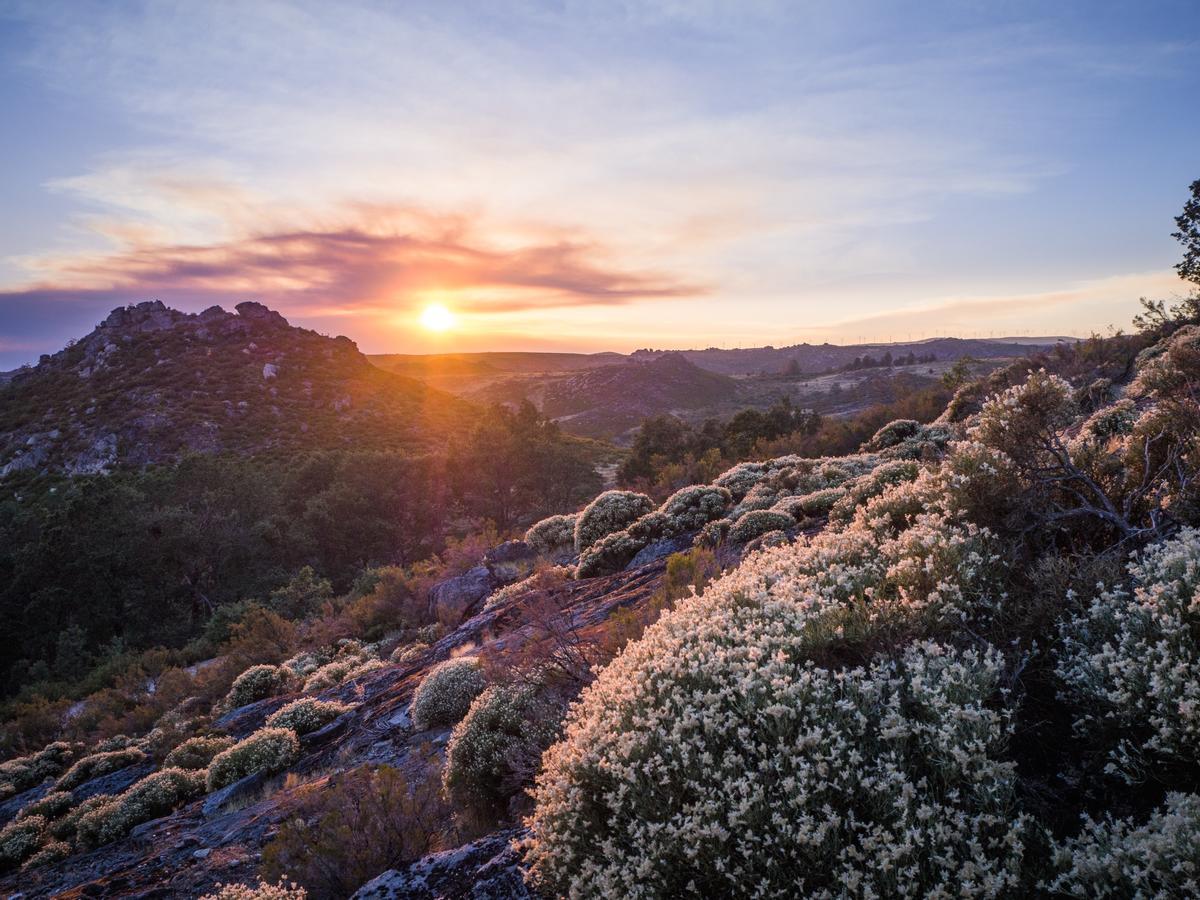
[0,301,471,478]
[538,353,740,437]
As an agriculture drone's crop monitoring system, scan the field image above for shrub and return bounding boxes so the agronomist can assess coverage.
[77,767,206,848]
[21,839,71,871]
[56,746,147,791]
[575,528,649,579]
[0,814,46,871]
[828,459,921,525]
[265,699,352,735]
[728,509,794,543]
[164,735,236,770]
[225,664,292,709]
[695,517,731,548]
[443,684,562,819]
[17,789,74,821]
[485,565,572,611]
[775,486,845,519]
[972,369,1077,468]
[1046,792,1200,896]
[411,658,487,730]
[200,879,308,900]
[574,490,654,553]
[713,460,771,500]
[1056,528,1200,781]
[301,648,380,693]
[863,418,923,450]
[528,639,1028,897]
[206,727,300,792]
[49,792,112,841]
[0,742,77,799]
[525,514,578,557]
[390,642,429,664]
[657,484,732,532]
[259,764,448,897]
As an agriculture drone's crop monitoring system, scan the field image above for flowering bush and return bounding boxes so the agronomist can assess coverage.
[1045,792,1200,896]
[56,746,147,790]
[201,879,307,900]
[574,490,654,553]
[0,814,45,871]
[20,838,70,871]
[77,767,206,849]
[265,698,352,735]
[225,664,292,709]
[0,742,76,800]
[828,459,920,526]
[16,789,73,822]
[695,517,731,548]
[443,683,562,818]
[864,418,924,450]
[527,639,1028,898]
[774,486,845,519]
[728,509,794,543]
[657,484,732,532]
[164,735,236,770]
[972,369,1077,468]
[525,514,578,558]
[1056,528,1200,781]
[390,641,429,663]
[49,792,112,841]
[576,528,649,579]
[206,727,300,791]
[411,657,487,730]
[485,565,572,610]
[301,645,380,693]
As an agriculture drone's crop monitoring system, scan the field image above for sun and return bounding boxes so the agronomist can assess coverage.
[419,303,455,332]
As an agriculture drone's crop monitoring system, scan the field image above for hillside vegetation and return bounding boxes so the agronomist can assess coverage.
[1,289,1198,897]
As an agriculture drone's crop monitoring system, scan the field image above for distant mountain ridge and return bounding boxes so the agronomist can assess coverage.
[0,300,470,478]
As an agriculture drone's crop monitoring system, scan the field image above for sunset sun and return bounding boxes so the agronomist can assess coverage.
[419,303,455,332]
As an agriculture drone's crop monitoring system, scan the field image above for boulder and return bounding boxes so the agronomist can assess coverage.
[627,533,694,569]
[352,828,530,899]
[235,301,289,327]
[430,566,493,626]
[262,362,279,379]
[483,541,538,585]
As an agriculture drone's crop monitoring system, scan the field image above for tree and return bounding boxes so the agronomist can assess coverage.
[1173,177,1200,286]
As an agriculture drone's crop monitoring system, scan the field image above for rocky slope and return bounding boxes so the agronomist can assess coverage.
[0,539,740,898]
[0,301,470,478]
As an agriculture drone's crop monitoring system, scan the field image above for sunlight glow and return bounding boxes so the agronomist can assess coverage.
[419,303,456,332]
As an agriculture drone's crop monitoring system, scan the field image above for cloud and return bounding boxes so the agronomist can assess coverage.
[0,211,704,361]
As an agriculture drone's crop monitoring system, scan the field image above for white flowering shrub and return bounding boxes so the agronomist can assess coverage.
[282,649,332,679]
[728,509,794,543]
[20,838,70,872]
[0,814,45,871]
[0,742,76,800]
[206,727,300,791]
[828,459,921,526]
[301,646,380,693]
[164,735,236,770]
[696,517,731,548]
[16,789,73,822]
[201,879,307,899]
[576,528,650,579]
[574,490,654,553]
[525,514,578,557]
[528,639,1029,898]
[56,746,147,790]
[1056,528,1200,780]
[77,767,206,849]
[225,664,292,709]
[48,792,110,841]
[774,486,846,519]
[443,683,561,817]
[864,418,924,450]
[972,369,1077,468]
[658,484,733,532]
[485,565,572,610]
[265,698,352,735]
[713,460,771,500]
[411,657,487,730]
[390,641,429,663]
[1046,792,1200,897]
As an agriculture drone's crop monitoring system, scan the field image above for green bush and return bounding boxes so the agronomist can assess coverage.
[206,727,300,791]
[574,490,654,553]
[225,664,292,709]
[49,792,112,841]
[17,789,74,822]
[0,742,77,799]
[410,658,486,730]
[265,698,352,735]
[443,683,562,820]
[0,814,46,871]
[164,735,236,770]
[657,484,732,532]
[56,746,147,790]
[77,767,206,848]
[20,838,71,871]
[525,514,578,557]
[728,509,794,543]
[576,528,649,579]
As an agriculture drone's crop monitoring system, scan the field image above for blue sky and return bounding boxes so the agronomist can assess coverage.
[0,0,1197,367]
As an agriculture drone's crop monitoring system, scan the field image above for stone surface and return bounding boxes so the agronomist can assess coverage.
[627,533,695,569]
[431,566,494,626]
[352,829,532,899]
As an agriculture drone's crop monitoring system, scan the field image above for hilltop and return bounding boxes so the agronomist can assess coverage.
[0,301,471,478]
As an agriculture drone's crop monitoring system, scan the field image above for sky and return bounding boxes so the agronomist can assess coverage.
[0,0,1198,368]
